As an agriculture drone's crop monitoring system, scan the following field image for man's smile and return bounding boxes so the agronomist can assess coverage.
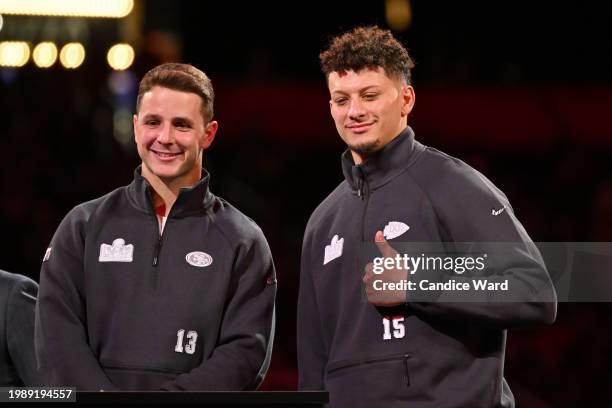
[150,148,182,160]
[346,121,375,134]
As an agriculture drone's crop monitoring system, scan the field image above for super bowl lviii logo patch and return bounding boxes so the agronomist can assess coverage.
[323,234,344,265]
[43,247,52,262]
[99,238,134,262]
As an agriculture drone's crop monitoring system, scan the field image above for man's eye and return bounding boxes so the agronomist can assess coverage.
[363,93,378,100]
[175,123,191,130]
[145,120,159,126]
[334,98,348,105]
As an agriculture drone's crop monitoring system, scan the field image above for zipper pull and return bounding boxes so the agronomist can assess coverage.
[356,178,365,199]
[358,168,367,200]
[352,166,366,199]
[152,236,162,266]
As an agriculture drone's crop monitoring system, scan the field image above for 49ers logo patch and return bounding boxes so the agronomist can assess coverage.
[185,251,213,267]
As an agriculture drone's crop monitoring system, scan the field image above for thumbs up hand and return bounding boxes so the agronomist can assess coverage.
[363,231,408,307]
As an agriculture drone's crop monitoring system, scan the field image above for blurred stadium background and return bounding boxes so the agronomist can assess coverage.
[1,1,611,406]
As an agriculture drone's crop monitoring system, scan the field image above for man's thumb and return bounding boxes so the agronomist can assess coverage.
[375,231,396,258]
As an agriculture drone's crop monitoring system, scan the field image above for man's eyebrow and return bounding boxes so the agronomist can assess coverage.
[140,114,193,124]
[331,85,381,95]
[358,85,381,92]
[172,116,194,124]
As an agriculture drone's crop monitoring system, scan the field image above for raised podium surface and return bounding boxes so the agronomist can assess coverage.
[3,391,329,407]
[80,391,327,406]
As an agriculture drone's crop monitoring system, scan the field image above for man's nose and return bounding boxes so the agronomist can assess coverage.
[348,99,366,119]
[156,124,174,144]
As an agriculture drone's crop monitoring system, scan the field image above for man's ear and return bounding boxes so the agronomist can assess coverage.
[201,120,218,150]
[400,85,415,117]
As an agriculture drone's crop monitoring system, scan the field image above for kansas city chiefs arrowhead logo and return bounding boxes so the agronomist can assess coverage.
[383,222,410,240]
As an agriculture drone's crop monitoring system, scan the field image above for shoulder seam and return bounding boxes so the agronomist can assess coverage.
[405,146,455,241]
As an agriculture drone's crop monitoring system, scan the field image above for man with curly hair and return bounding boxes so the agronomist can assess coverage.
[297,26,556,407]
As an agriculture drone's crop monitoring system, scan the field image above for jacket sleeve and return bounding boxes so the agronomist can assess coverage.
[7,276,40,386]
[296,229,328,390]
[35,206,118,390]
[160,227,276,390]
[407,162,557,328]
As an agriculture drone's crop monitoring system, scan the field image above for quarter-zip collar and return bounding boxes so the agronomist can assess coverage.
[127,165,215,217]
[341,126,422,196]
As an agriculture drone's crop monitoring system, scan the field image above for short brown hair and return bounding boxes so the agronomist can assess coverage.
[319,25,415,84]
[136,63,215,123]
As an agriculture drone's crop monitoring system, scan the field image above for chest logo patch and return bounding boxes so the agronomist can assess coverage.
[383,221,410,240]
[99,238,134,262]
[323,234,344,265]
[186,251,213,268]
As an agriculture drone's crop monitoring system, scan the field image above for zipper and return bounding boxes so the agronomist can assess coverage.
[147,192,173,290]
[152,235,163,267]
[357,167,371,242]
[327,353,411,377]
[150,202,176,289]
[151,234,162,290]
[403,354,410,386]
[361,190,370,242]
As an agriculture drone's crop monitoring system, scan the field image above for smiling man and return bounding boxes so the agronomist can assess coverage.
[297,26,556,407]
[328,67,413,162]
[35,63,276,390]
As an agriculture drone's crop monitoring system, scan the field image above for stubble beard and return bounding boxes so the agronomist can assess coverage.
[348,139,381,159]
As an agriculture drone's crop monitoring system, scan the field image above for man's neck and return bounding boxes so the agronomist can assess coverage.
[141,166,201,217]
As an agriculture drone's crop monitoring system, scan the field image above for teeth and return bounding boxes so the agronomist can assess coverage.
[155,151,177,157]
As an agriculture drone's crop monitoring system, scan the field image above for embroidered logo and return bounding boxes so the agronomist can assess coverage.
[383,221,410,240]
[492,206,507,216]
[323,234,344,265]
[99,238,134,262]
[186,251,213,268]
[43,247,52,262]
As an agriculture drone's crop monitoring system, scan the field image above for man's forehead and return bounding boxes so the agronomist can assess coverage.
[328,67,396,92]
[141,85,201,102]
[332,66,386,78]
[138,86,202,115]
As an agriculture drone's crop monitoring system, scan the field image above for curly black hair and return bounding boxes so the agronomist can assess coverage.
[320,25,415,84]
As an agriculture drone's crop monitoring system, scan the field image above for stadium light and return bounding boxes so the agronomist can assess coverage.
[0,0,133,18]
[0,41,30,67]
[33,42,58,68]
[385,0,412,31]
[59,42,85,69]
[107,43,134,71]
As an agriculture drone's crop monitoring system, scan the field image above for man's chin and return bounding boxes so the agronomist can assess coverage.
[146,164,181,182]
[157,172,180,182]
[348,141,381,159]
